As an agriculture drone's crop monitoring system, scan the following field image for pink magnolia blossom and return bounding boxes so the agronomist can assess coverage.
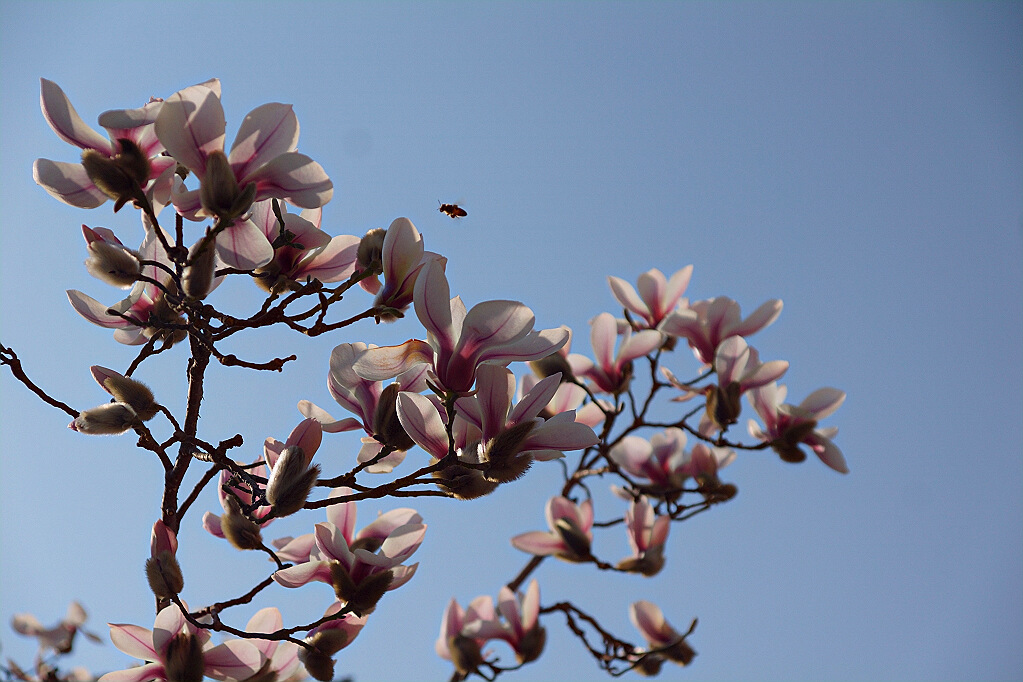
[463,580,547,665]
[436,595,497,678]
[272,499,425,615]
[154,80,333,269]
[629,600,696,667]
[248,199,359,293]
[238,608,301,682]
[100,604,263,682]
[297,601,367,680]
[661,296,783,366]
[299,342,430,473]
[361,217,446,316]
[33,79,175,209]
[570,312,662,395]
[747,382,849,473]
[616,497,670,576]
[609,428,735,498]
[511,496,594,563]
[354,259,569,393]
[608,266,693,330]
[11,603,101,657]
[519,372,607,428]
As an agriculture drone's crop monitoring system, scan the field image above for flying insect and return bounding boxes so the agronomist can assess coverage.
[438,202,467,219]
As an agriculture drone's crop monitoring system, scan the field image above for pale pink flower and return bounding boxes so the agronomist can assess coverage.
[11,603,101,657]
[661,296,783,366]
[361,217,446,315]
[570,312,662,395]
[518,372,607,428]
[617,498,670,576]
[463,580,546,665]
[238,608,301,682]
[354,260,569,393]
[100,604,263,682]
[33,79,175,209]
[608,266,693,330]
[747,382,848,473]
[610,429,734,497]
[629,601,696,667]
[511,497,594,562]
[435,595,497,677]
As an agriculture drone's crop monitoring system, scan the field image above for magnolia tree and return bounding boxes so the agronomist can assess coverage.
[1,78,847,682]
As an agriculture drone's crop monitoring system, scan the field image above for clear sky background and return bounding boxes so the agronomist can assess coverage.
[1,2,1020,681]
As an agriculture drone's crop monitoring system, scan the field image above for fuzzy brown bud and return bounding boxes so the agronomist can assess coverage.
[329,562,392,616]
[182,238,218,299]
[432,458,499,500]
[199,150,256,221]
[299,647,335,682]
[164,633,205,682]
[616,545,666,577]
[554,518,592,562]
[529,351,573,382]
[81,139,150,211]
[705,381,742,431]
[516,625,547,664]
[356,228,386,274]
[100,374,159,421]
[481,420,536,483]
[265,446,320,518]
[633,653,665,677]
[662,638,697,666]
[220,495,264,550]
[145,550,184,599]
[306,629,350,657]
[372,384,416,452]
[85,240,140,288]
[70,402,138,435]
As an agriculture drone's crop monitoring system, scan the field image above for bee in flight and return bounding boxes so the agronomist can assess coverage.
[438,202,467,219]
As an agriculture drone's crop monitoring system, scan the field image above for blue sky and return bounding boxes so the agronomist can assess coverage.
[1,2,1020,681]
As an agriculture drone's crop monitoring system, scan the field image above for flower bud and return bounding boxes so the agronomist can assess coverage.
[705,381,742,431]
[81,139,151,211]
[299,647,335,682]
[182,238,218,300]
[356,228,386,274]
[220,495,264,551]
[145,550,184,599]
[448,633,485,676]
[306,628,350,657]
[93,367,159,421]
[164,632,205,682]
[329,562,392,616]
[515,624,546,664]
[372,384,416,452]
[662,638,697,666]
[432,458,499,500]
[199,150,252,221]
[143,289,187,346]
[554,518,592,562]
[616,545,666,577]
[84,239,140,288]
[265,446,320,518]
[70,402,138,435]
[481,420,536,483]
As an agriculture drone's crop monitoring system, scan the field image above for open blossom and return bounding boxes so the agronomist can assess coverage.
[357,218,446,318]
[629,601,696,668]
[272,496,425,615]
[569,312,662,395]
[518,372,607,428]
[33,79,175,210]
[747,382,849,474]
[354,259,569,393]
[12,603,101,657]
[299,342,431,473]
[609,428,735,498]
[608,266,693,330]
[662,296,783,366]
[696,335,788,436]
[248,199,360,293]
[100,604,262,682]
[436,595,497,678]
[239,608,302,682]
[154,79,333,269]
[616,497,670,576]
[511,496,594,562]
[462,580,547,665]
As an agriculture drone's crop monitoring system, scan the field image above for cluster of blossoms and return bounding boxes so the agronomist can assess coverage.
[4,77,846,682]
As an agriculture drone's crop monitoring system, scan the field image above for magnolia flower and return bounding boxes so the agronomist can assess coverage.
[463,580,546,665]
[358,217,446,319]
[238,608,302,682]
[298,602,367,682]
[145,520,184,600]
[82,225,140,288]
[697,335,788,435]
[248,199,360,294]
[570,312,662,395]
[518,372,607,428]
[273,501,425,615]
[747,382,848,473]
[608,266,693,330]
[610,429,736,499]
[453,365,598,483]
[354,260,569,393]
[264,418,323,517]
[299,342,431,473]
[511,497,594,562]
[436,595,496,679]
[629,601,696,667]
[661,296,783,366]
[100,604,263,682]
[33,79,175,209]
[616,497,670,576]
[154,80,333,269]
[11,603,101,657]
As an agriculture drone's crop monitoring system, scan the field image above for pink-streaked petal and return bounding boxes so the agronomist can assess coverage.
[66,290,133,329]
[108,624,157,660]
[169,178,204,221]
[151,519,178,556]
[388,562,419,590]
[357,438,408,473]
[273,560,333,588]
[358,508,423,540]
[476,327,570,366]
[511,531,564,556]
[297,400,362,433]
[396,392,450,458]
[437,598,464,657]
[526,412,598,450]
[353,340,434,382]
[271,533,315,563]
[617,329,664,364]
[245,607,283,636]
[413,260,456,348]
[745,359,789,389]
[714,336,749,383]
[152,606,186,652]
[204,639,264,681]
[297,234,360,283]
[521,579,541,630]
[325,487,358,542]
[33,159,107,208]
[510,372,562,424]
[155,82,226,177]
[800,387,846,419]
[608,276,649,319]
[214,219,274,270]
[736,299,783,337]
[286,418,322,459]
[202,511,226,538]
[97,662,163,682]
[244,152,333,208]
[629,600,671,646]
[377,522,427,563]
[39,79,112,152]
[807,434,849,474]
[636,269,667,312]
[228,103,299,180]
[651,514,671,547]
[590,313,619,370]
[381,217,425,282]
[662,266,694,313]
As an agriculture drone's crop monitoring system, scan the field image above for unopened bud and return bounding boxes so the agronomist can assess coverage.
[515,625,546,664]
[81,139,151,211]
[70,402,138,435]
[164,632,205,682]
[220,495,263,550]
[706,381,742,431]
[329,562,392,616]
[554,518,592,562]
[481,421,536,483]
[94,368,159,421]
[432,458,499,500]
[299,647,335,682]
[265,446,320,518]
[372,384,416,452]
[182,238,217,299]
[662,638,697,666]
[356,228,386,274]
[448,634,485,676]
[145,550,184,599]
[199,150,249,220]
[85,240,140,288]
[306,628,350,657]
